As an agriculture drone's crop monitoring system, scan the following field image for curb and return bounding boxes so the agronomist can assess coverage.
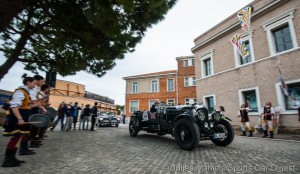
[237,135,300,143]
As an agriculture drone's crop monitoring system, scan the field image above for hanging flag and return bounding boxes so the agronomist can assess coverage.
[278,67,289,96]
[230,34,249,59]
[237,7,252,31]
[240,41,250,58]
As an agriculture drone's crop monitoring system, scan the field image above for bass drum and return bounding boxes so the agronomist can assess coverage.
[29,114,50,128]
[45,107,57,122]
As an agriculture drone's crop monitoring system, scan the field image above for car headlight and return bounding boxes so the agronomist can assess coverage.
[213,112,220,121]
[117,118,120,120]
[197,110,206,121]
[99,117,103,120]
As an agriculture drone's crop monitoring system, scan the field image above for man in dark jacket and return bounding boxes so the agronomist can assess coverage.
[82,104,91,130]
[90,102,98,131]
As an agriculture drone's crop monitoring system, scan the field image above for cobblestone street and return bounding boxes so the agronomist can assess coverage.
[0,124,299,174]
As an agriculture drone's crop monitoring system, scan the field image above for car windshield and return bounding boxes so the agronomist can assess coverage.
[99,112,114,116]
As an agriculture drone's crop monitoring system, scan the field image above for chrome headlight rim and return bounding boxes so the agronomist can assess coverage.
[197,110,206,121]
[213,112,221,121]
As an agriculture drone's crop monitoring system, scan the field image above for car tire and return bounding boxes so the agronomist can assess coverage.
[129,120,138,137]
[211,120,234,146]
[157,131,166,136]
[174,118,200,151]
[115,124,119,127]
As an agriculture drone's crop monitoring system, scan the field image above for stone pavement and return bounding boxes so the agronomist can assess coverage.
[234,130,300,142]
[0,124,299,174]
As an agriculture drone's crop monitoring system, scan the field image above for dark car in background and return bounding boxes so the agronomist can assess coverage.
[96,112,120,127]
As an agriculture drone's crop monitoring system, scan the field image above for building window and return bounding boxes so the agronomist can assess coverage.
[239,40,252,65]
[151,80,158,92]
[238,87,261,114]
[184,77,196,87]
[132,82,138,94]
[130,101,139,112]
[167,99,175,106]
[191,59,195,66]
[185,98,197,105]
[184,60,189,67]
[204,58,212,76]
[200,49,214,78]
[285,82,300,110]
[263,9,298,55]
[272,24,293,53]
[192,77,196,86]
[234,36,255,66]
[149,100,157,110]
[203,96,215,114]
[183,59,195,67]
[167,79,174,91]
[184,77,189,86]
[242,90,258,112]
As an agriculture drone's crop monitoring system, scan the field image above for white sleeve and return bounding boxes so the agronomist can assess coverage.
[29,88,37,101]
[10,90,25,108]
[37,93,44,100]
[237,111,241,116]
[260,107,264,114]
[270,107,275,114]
[245,107,251,112]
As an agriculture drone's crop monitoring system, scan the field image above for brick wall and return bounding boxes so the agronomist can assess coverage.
[177,58,197,105]
[125,76,177,116]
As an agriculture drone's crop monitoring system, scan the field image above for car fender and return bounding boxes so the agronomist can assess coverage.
[174,114,196,123]
[130,115,140,127]
[221,116,232,121]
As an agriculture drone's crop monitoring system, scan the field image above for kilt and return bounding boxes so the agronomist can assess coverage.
[3,109,31,137]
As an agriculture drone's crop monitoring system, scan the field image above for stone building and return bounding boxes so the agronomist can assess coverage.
[191,0,300,132]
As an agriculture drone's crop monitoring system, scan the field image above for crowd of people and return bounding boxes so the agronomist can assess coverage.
[50,102,99,131]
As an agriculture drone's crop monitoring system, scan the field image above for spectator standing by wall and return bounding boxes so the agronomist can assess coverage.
[90,102,98,131]
[82,104,91,130]
[72,102,81,130]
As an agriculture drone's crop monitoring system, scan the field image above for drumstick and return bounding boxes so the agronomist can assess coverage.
[17,121,44,125]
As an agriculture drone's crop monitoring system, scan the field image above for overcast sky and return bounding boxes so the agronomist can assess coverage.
[0,0,253,105]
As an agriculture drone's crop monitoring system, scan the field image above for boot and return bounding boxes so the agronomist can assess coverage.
[73,123,76,130]
[2,149,20,167]
[248,130,253,137]
[12,148,25,164]
[240,131,246,136]
[270,131,274,138]
[19,140,36,155]
[263,130,268,138]
[29,141,41,148]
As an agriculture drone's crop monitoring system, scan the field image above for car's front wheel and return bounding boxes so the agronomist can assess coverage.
[174,118,200,151]
[115,124,119,127]
[129,120,139,137]
[211,120,234,146]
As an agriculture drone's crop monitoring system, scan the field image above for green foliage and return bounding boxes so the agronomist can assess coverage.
[0,0,177,77]
[116,104,125,115]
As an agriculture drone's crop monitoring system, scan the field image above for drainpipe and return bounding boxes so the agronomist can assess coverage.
[176,70,179,105]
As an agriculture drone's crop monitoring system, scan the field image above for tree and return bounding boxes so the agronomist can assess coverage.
[116,105,125,115]
[0,0,177,80]
[0,0,33,32]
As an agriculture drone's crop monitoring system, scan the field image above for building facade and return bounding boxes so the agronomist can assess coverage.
[192,0,300,132]
[123,56,197,116]
[50,80,116,113]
